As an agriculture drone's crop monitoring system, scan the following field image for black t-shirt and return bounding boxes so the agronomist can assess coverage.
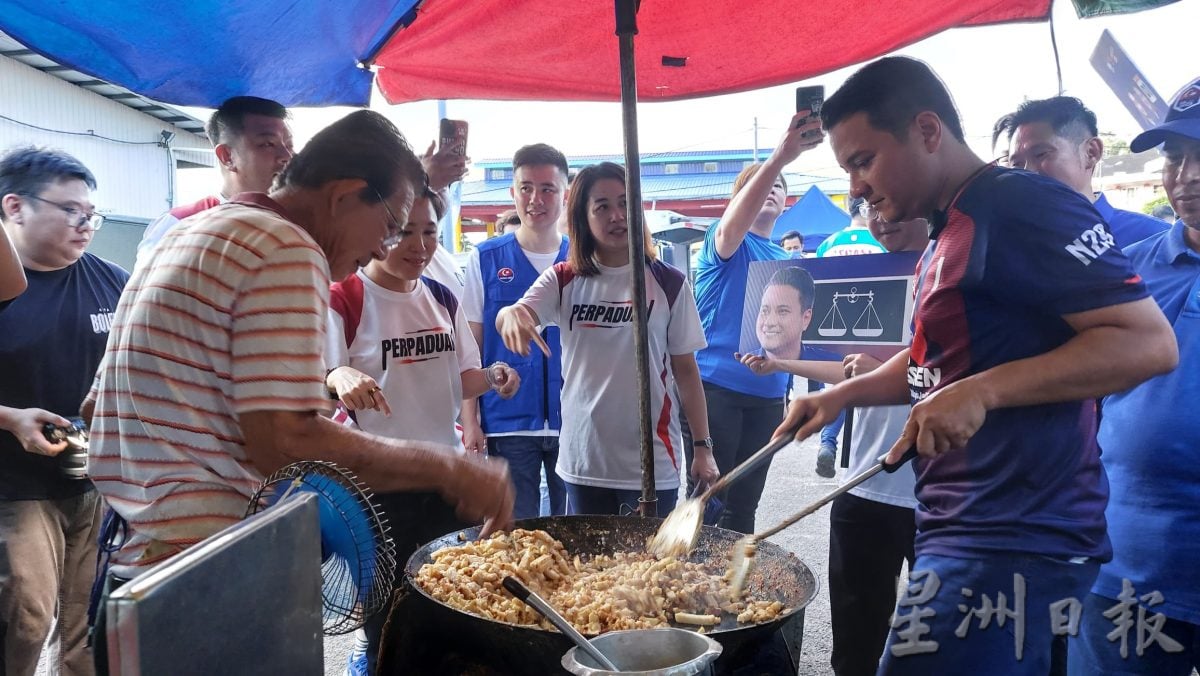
[0,253,129,500]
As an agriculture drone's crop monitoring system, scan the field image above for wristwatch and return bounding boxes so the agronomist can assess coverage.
[692,437,714,450]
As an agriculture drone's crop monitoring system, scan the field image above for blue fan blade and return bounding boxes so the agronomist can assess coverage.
[277,473,378,600]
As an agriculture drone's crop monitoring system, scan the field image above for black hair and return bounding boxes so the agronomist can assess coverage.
[512,143,569,177]
[205,96,290,146]
[822,56,965,143]
[1009,96,1099,144]
[276,110,426,203]
[1151,203,1176,221]
[779,230,803,243]
[991,113,1015,154]
[0,146,96,209]
[766,266,816,313]
[421,187,447,221]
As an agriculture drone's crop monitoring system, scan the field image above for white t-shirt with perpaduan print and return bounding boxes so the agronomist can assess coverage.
[519,261,706,490]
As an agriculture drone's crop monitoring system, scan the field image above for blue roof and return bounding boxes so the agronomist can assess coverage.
[476,149,768,169]
[460,172,848,205]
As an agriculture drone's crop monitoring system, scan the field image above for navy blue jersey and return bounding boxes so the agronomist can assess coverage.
[908,166,1147,561]
[0,253,129,500]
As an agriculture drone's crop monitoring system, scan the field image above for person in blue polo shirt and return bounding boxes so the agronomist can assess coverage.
[777,57,1178,675]
[689,111,823,534]
[1005,96,1168,247]
[462,143,570,520]
[1069,76,1200,676]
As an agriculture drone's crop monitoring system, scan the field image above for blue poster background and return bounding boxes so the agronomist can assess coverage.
[740,252,921,362]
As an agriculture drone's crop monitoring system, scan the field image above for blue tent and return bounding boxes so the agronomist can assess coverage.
[771,185,850,253]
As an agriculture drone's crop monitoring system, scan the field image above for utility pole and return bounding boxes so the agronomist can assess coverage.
[753,117,759,162]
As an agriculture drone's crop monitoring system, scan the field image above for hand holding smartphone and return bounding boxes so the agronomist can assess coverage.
[795,85,825,138]
[439,119,469,158]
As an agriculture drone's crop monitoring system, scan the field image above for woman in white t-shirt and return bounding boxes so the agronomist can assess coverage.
[323,188,521,673]
[496,162,719,515]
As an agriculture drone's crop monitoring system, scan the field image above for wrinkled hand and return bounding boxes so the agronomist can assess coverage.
[443,453,515,537]
[461,420,487,455]
[421,141,469,191]
[736,351,779,376]
[327,366,391,416]
[772,389,847,443]
[690,447,721,486]
[774,111,826,165]
[885,379,988,463]
[7,408,71,456]
[497,305,549,357]
[842,353,883,379]
[490,365,521,399]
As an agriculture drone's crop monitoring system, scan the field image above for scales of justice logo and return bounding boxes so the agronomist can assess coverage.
[816,286,885,338]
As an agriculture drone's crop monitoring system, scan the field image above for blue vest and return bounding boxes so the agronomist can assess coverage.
[476,233,568,433]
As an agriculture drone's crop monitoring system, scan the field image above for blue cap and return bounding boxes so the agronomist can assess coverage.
[1131,77,1200,153]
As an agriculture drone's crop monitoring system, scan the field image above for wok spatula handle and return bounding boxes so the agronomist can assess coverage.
[701,428,798,501]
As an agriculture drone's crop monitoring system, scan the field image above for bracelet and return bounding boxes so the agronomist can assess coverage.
[484,361,509,389]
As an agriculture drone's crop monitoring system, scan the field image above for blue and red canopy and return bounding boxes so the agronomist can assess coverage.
[0,0,1053,107]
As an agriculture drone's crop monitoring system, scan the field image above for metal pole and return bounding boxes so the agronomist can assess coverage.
[435,100,460,252]
[615,0,656,517]
[753,117,759,162]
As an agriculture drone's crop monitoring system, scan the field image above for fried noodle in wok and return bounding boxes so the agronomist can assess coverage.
[414,528,786,635]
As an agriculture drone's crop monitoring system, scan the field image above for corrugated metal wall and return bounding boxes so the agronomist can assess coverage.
[0,54,209,220]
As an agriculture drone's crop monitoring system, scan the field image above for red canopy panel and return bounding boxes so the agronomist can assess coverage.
[375,0,1051,104]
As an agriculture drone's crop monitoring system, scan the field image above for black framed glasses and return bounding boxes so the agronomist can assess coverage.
[372,189,403,250]
[22,194,104,231]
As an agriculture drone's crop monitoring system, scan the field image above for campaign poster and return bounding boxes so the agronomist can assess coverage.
[739,252,921,363]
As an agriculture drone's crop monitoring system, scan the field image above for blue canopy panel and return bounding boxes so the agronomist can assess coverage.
[0,1,421,107]
[771,185,850,246]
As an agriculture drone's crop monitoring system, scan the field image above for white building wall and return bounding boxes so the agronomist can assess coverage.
[0,54,210,220]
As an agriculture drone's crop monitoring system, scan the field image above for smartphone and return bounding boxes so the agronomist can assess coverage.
[795,85,825,137]
[439,118,469,157]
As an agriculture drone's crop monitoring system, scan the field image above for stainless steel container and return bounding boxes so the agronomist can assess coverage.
[562,628,722,676]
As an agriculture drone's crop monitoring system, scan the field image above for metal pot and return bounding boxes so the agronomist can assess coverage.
[386,515,818,675]
[562,628,722,676]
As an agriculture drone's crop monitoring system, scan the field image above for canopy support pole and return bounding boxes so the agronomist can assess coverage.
[615,0,656,518]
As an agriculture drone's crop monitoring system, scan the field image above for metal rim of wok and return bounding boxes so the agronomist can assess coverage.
[403,514,819,637]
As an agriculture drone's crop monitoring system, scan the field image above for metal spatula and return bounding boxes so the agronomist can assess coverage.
[650,430,800,559]
[502,576,620,671]
[728,447,918,600]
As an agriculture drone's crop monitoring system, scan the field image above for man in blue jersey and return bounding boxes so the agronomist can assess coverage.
[0,147,129,676]
[777,57,1178,674]
[1005,96,1167,247]
[462,144,569,519]
[1069,76,1200,676]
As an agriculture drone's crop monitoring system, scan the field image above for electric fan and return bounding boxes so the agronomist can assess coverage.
[245,461,396,635]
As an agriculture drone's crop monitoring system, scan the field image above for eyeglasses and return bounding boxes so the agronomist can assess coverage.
[857,201,882,222]
[22,194,104,231]
[372,189,403,250]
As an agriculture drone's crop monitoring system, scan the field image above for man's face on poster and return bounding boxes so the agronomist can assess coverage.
[756,283,812,359]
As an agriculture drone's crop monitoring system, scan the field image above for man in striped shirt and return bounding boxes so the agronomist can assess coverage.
[85,111,515,667]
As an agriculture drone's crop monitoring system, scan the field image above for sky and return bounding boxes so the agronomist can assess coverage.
[176,0,1197,203]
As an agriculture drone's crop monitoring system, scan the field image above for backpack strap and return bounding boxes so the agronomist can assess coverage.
[328,273,367,347]
[420,277,459,326]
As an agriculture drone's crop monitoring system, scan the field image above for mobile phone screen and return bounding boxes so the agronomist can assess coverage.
[795,86,825,135]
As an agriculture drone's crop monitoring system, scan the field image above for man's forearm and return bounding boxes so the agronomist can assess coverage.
[830,349,911,408]
[969,323,1176,411]
[241,411,457,494]
[773,359,846,385]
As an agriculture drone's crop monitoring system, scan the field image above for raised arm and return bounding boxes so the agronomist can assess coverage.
[0,225,26,301]
[714,112,824,260]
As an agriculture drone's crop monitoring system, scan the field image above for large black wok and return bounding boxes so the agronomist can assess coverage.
[380,515,818,675]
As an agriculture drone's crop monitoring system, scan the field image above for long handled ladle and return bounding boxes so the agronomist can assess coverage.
[650,428,801,558]
[502,576,620,672]
[728,447,918,600]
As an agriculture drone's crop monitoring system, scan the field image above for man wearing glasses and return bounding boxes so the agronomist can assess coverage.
[0,146,127,676]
